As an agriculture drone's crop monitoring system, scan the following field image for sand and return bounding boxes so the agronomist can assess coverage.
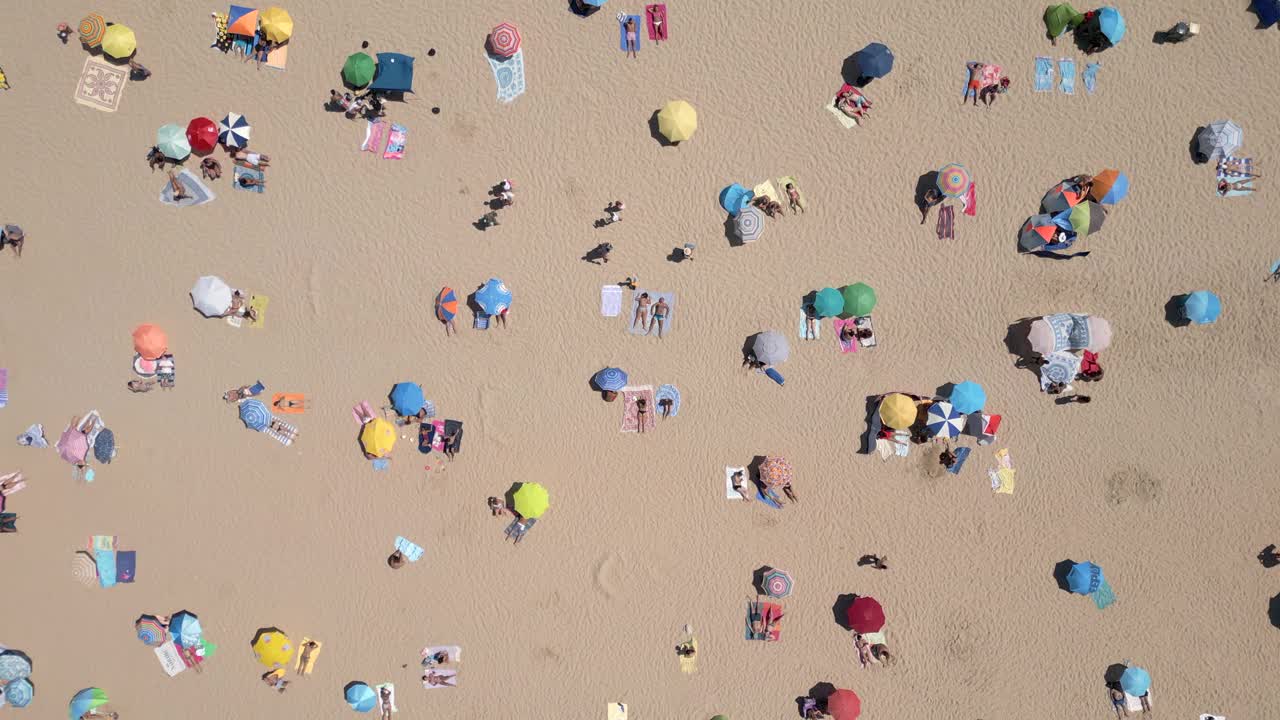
[1,1,1278,718]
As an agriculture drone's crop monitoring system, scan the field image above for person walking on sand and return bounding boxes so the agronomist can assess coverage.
[858,554,889,570]
[479,211,500,229]
[649,296,669,338]
[633,292,651,331]
[624,17,638,59]
[57,22,72,43]
[147,146,166,171]
[1258,543,1280,568]
[488,496,512,516]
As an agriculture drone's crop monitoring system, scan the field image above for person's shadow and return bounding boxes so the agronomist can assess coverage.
[582,243,610,264]
[647,111,676,147]
[1164,294,1191,327]
[1259,544,1280,568]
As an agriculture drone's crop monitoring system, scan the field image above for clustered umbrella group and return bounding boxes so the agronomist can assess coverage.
[342,51,416,93]
[155,113,254,162]
[0,648,34,709]
[1019,169,1129,254]
[878,381,987,438]
[78,12,137,60]
[1043,5,1126,53]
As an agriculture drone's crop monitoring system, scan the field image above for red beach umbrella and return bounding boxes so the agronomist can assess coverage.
[846,596,885,633]
[489,23,521,57]
[186,117,219,154]
[827,689,862,720]
[132,324,168,360]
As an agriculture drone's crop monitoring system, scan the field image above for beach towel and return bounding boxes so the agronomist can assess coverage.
[271,393,305,414]
[362,120,387,153]
[443,420,463,454]
[94,548,117,589]
[374,684,397,713]
[155,641,187,677]
[777,176,806,211]
[990,448,1016,494]
[371,458,390,471]
[607,703,628,720]
[1093,579,1117,609]
[894,430,911,457]
[620,386,656,433]
[1034,56,1054,92]
[429,419,446,452]
[627,289,676,337]
[725,466,747,499]
[619,15,642,51]
[855,316,877,348]
[1122,688,1150,713]
[832,318,859,354]
[1082,62,1100,94]
[394,536,424,562]
[937,205,955,239]
[265,43,288,70]
[961,182,976,217]
[423,668,459,688]
[160,169,216,208]
[0,368,7,407]
[644,4,668,40]
[745,601,783,641]
[233,165,265,193]
[1217,157,1258,198]
[474,313,489,329]
[74,56,128,112]
[655,384,681,417]
[116,550,136,583]
[754,180,780,204]
[945,446,971,475]
[601,285,624,317]
[422,645,461,664]
[824,100,860,129]
[352,400,376,425]
[678,636,697,674]
[487,49,527,104]
[1058,58,1076,94]
[758,486,783,509]
[294,638,322,675]
[265,419,296,446]
[383,124,407,159]
[799,308,820,340]
[242,295,269,328]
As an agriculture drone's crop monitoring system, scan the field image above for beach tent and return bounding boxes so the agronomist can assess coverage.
[846,596,885,633]
[259,7,293,43]
[239,399,271,431]
[841,283,876,317]
[227,6,259,37]
[1120,666,1151,696]
[718,183,753,215]
[1196,121,1243,162]
[1044,3,1083,39]
[4,678,32,708]
[252,628,294,669]
[191,275,233,317]
[157,124,191,161]
[1067,561,1103,594]
[361,418,396,458]
[879,393,916,429]
[78,13,106,46]
[488,23,521,57]
[475,278,512,316]
[1089,169,1129,204]
[170,611,203,648]
[102,24,136,59]
[1255,0,1280,28]
[593,367,628,392]
[827,689,862,720]
[343,52,375,87]
[136,615,167,646]
[851,42,894,80]
[1019,213,1059,252]
[814,287,844,318]
[345,682,377,712]
[436,287,458,322]
[657,100,697,142]
[936,163,971,198]
[186,117,219,154]
[949,381,986,414]
[1053,200,1106,238]
[369,52,415,93]
[512,482,550,519]
[389,383,425,416]
[1183,290,1221,325]
[218,112,252,148]
[735,207,764,242]
[752,331,790,364]
[70,688,109,719]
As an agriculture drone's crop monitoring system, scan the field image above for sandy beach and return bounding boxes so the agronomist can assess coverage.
[2,1,1279,718]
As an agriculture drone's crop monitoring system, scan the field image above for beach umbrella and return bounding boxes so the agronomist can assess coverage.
[1041,350,1082,386]
[79,13,107,47]
[227,6,259,36]
[488,22,521,58]
[0,650,32,681]
[1196,120,1243,162]
[5,678,32,708]
[156,124,191,161]
[1042,181,1083,214]
[252,628,294,669]
[93,428,115,464]
[1019,213,1059,252]
[102,24,136,59]
[846,596,885,633]
[218,112,252,149]
[657,100,697,142]
[752,330,790,365]
[718,183,753,215]
[186,117,219,154]
[1044,3,1083,38]
[191,275,233,317]
[260,7,293,43]
[761,568,794,599]
[949,381,986,414]
[369,52,415,93]
[1097,6,1126,45]
[389,383,425,416]
[71,552,98,587]
[735,207,764,242]
[512,482,550,519]
[1087,317,1112,351]
[827,689,862,720]
[1120,666,1151,696]
[760,456,793,487]
[936,163,971,198]
[343,52,376,87]
[593,367,629,392]
[814,287,844,318]
[926,401,964,438]
[1183,290,1221,325]
[1067,561,1103,594]
[436,287,458,322]
[1256,0,1280,28]
[879,393,916,429]
[69,687,108,719]
[136,615,167,646]
[476,278,512,316]
[57,426,89,465]
[239,399,271,432]
[346,682,377,712]
[132,323,168,359]
[1053,200,1106,238]
[852,42,894,79]
[1090,169,1129,204]
[841,283,877,317]
[169,611,203,648]
[360,418,396,458]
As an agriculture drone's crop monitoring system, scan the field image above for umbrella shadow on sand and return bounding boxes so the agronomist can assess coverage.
[1004,318,1047,382]
[746,456,768,492]
[648,111,676,148]
[1189,126,1210,164]
[502,482,523,511]
[751,566,774,595]
[858,395,881,455]
[724,215,743,248]
[1269,594,1280,629]
[1164,294,1191,327]
[832,593,860,631]
[741,333,762,364]
[913,171,939,215]
[1053,559,1076,592]
[801,682,838,713]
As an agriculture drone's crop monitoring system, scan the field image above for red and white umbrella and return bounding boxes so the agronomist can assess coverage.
[489,23,521,57]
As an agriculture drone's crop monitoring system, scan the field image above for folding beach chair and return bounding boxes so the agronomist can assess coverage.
[504,517,537,544]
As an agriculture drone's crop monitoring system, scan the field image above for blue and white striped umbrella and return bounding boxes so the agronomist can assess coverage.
[239,399,271,432]
[926,401,964,438]
[218,112,251,149]
[476,278,512,315]
[593,367,628,392]
[169,611,203,648]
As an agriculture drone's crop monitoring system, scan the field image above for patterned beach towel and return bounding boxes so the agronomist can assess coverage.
[619,386,656,433]
[1034,56,1054,92]
[1082,62,1101,94]
[937,205,955,240]
[74,56,127,112]
[362,121,387,153]
[160,169,216,207]
[487,49,526,104]
[383,124,406,159]
[1058,58,1076,94]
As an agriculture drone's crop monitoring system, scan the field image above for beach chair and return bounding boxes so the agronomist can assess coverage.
[504,518,537,544]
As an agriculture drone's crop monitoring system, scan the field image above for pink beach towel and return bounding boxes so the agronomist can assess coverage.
[644,4,668,41]
[961,182,976,217]
[383,123,406,159]
[352,401,376,425]
[832,318,859,354]
[431,419,446,452]
[620,386,657,433]
[362,121,387,153]
[980,64,1003,88]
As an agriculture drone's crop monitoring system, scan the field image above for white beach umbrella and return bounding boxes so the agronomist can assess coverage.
[191,275,233,317]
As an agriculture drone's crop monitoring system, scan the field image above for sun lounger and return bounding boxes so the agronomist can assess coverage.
[504,517,537,544]
[265,419,297,446]
[1034,56,1054,92]
[294,638,322,674]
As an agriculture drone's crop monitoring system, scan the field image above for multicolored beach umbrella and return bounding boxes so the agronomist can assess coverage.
[476,278,512,316]
[1019,213,1059,252]
[1042,181,1083,214]
[1183,290,1221,325]
[1053,200,1106,238]
[239,399,271,432]
[1089,169,1129,204]
[218,112,252,149]
[761,568,794,598]
[926,401,964,438]
[5,678,32,708]
[136,615,167,646]
[735,206,764,242]
[760,456,793,487]
[389,383,425,416]
[1067,561,1103,594]
[846,596,885,633]
[949,381,986,414]
[79,13,107,47]
[489,23,521,57]
[936,163,971,198]
[813,287,844,318]
[157,124,191,160]
[345,682,377,712]
[593,367,628,392]
[227,6,259,37]
[343,52,376,87]
[435,287,458,322]
[69,687,109,720]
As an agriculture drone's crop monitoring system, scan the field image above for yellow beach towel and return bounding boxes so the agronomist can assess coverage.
[248,295,269,328]
[753,181,780,204]
[294,637,322,674]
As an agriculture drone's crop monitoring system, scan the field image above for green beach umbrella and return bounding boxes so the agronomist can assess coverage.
[813,287,844,318]
[841,282,877,317]
[156,123,191,160]
[69,687,110,720]
[1056,200,1106,238]
[343,52,375,87]
[1044,3,1083,38]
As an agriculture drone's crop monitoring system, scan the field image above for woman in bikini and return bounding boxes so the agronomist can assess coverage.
[635,398,648,432]
[624,18,638,59]
[648,296,669,337]
[730,470,751,502]
[647,5,664,42]
[167,171,191,202]
[423,670,457,687]
[632,292,651,331]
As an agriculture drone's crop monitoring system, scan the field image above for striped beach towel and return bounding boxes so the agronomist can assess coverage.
[937,205,955,240]
[1218,156,1257,178]
[266,420,297,446]
[1058,58,1076,95]
[1034,56,1054,92]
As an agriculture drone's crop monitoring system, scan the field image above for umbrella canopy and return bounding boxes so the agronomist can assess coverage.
[476,278,512,316]
[852,42,894,79]
[369,52,415,93]
[0,650,32,681]
[593,367,629,392]
[657,100,698,142]
[1044,3,1083,37]
[5,678,33,708]
[169,611,203,648]
[512,482,550,519]
[57,426,89,465]
[1097,6,1126,45]
[102,24,136,59]
[1196,120,1243,162]
[343,52,376,87]
[157,124,191,161]
[191,275,234,317]
[655,384,681,416]
[69,687,109,720]
[252,628,294,669]
[846,596,886,633]
[389,383,425,416]
[218,112,252,149]
[1067,561,1103,594]
[260,7,293,43]
[79,13,107,47]
[936,163,971,198]
[436,287,458,322]
[345,682,377,712]
[841,283,877,317]
[752,330,790,365]
[132,323,168,359]
[718,183,753,215]
[926,401,964,438]
[827,688,862,720]
[227,6,259,36]
[1087,317,1112,351]
[1090,169,1129,204]
[136,615,167,646]
[1256,0,1280,28]
[239,399,271,431]
[93,428,115,464]
[879,393,917,429]
[759,456,793,487]
[1019,213,1059,252]
[760,568,793,599]
[71,552,98,587]
[1054,200,1106,238]
[489,22,521,57]
[360,418,396,458]
[186,117,219,154]
[1183,290,1221,325]
[1041,350,1082,386]
[1120,666,1151,696]
[735,207,764,242]
[949,381,986,414]
[1042,181,1083,214]
[814,287,844,318]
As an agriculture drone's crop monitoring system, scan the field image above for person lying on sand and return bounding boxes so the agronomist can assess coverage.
[262,671,289,693]
[919,188,944,224]
[167,171,191,201]
[857,554,889,570]
[836,87,872,121]
[423,670,457,687]
[200,157,221,180]
[964,62,985,105]
[237,174,266,189]
[488,496,512,516]
[233,150,270,168]
[128,379,156,393]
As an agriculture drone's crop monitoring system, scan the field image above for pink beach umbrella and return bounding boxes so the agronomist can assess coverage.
[489,23,521,57]
[57,426,89,465]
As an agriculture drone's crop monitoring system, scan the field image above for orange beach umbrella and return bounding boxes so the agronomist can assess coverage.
[132,324,168,360]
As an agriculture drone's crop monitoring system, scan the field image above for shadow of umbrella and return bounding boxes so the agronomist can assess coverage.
[1270,594,1280,629]
[1053,559,1076,592]
[914,171,940,213]
[503,482,523,511]
[741,333,761,363]
[648,110,675,147]
[752,566,773,595]
[807,681,837,704]
[831,593,859,631]
[1164,294,1191,327]
[1004,318,1036,359]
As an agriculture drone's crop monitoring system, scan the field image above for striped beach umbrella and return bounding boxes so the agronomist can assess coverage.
[735,206,764,242]
[239,399,271,432]
[69,687,109,719]
[489,22,521,57]
[79,13,107,47]
[593,367,628,392]
[936,163,971,198]
[102,24,136,59]
[343,52,375,87]
[1041,181,1083,214]
[761,568,793,598]
[169,611,203,648]
[136,615,167,646]
[71,551,98,587]
[926,401,964,438]
[5,678,32,708]
[346,682,377,712]
[760,456,793,487]
[1089,169,1129,204]
[1053,200,1106,238]
[475,278,512,316]
[218,112,252,149]
[435,287,458,322]
[156,124,191,161]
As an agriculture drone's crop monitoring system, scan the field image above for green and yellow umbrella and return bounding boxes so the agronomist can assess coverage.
[512,482,550,519]
[102,24,136,59]
[343,52,375,87]
[69,687,109,720]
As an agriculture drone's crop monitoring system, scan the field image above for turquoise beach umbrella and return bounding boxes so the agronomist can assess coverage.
[813,288,844,318]
[157,124,191,160]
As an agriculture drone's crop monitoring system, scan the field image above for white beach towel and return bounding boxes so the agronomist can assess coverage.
[1123,689,1151,713]
[375,683,397,712]
[725,466,746,499]
[824,102,859,129]
[155,641,187,677]
[607,703,628,720]
[421,645,461,663]
[601,285,623,317]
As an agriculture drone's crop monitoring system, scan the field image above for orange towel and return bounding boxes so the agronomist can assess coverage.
[271,393,306,414]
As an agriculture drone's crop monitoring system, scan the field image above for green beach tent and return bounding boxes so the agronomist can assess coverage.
[1044,3,1084,39]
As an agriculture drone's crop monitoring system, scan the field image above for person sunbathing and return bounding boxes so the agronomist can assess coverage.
[147,146,166,171]
[635,398,648,432]
[296,639,319,676]
[980,76,1011,107]
[268,418,297,439]
[387,550,406,569]
[224,384,258,402]
[624,18,638,59]
[423,670,457,687]
[233,150,270,167]
[1218,178,1256,195]
[167,171,191,201]
[647,5,664,42]
[963,61,985,105]
[200,157,222,180]
[237,174,266,189]
[658,397,673,417]
[836,87,872,121]
[422,649,451,667]
[853,633,874,667]
[488,497,511,516]
[781,482,797,502]
[649,297,669,338]
[870,644,894,665]
[730,471,751,502]
[786,182,805,213]
[274,396,305,411]
[1069,174,1095,198]
[919,188,944,224]
[128,379,156,393]
[2,224,24,257]
[442,430,458,459]
[840,324,857,344]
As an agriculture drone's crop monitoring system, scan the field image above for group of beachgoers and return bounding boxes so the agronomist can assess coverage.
[478,179,517,229]
[834,85,874,123]
[486,496,536,544]
[146,145,271,195]
[631,291,671,338]
[962,61,1012,107]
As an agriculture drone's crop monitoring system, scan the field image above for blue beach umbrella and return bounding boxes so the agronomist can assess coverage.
[949,381,986,414]
[1183,291,1221,325]
[1097,7,1126,45]
[5,678,33,708]
[1067,561,1103,594]
[655,384,681,417]
[169,611,203,648]
[593,367,628,392]
[926,401,964,438]
[218,112,251,149]
[1120,666,1151,696]
[69,687,110,719]
[389,383,425,416]
[718,184,753,215]
[345,682,377,712]
[368,52,415,93]
[476,278,512,316]
[852,42,894,79]
[0,650,32,681]
[1256,0,1280,28]
[239,399,271,432]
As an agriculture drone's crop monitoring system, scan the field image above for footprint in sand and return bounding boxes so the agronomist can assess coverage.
[594,553,622,598]
[306,261,323,317]
[1104,468,1161,506]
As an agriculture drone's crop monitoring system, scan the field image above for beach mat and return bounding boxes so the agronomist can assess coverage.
[800,308,820,340]
[945,446,971,475]
[155,641,187,677]
[94,548,117,588]
[295,638,322,674]
[1034,56,1054,92]
[627,289,676,337]
[159,169,216,207]
[265,42,288,70]
[362,121,387,153]
[824,88,859,129]
[233,165,265,193]
[487,49,526,104]
[619,386,656,433]
[395,536,424,562]
[619,15,642,51]
[645,4,668,41]
[430,419,446,452]
[758,486,783,509]
[776,176,805,210]
[271,393,305,414]
[116,550,137,582]
[1083,61,1100,94]
[384,124,407,159]
[374,683,397,713]
[74,56,128,112]
[753,180,780,204]
[725,466,746,499]
[1058,57,1076,94]
[418,422,436,453]
[601,285,623,317]
[654,384,680,417]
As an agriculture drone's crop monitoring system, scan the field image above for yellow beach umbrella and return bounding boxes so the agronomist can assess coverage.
[657,100,697,143]
[360,418,396,458]
[102,24,136,60]
[251,628,294,669]
[512,482,550,519]
[260,7,293,44]
[879,393,917,430]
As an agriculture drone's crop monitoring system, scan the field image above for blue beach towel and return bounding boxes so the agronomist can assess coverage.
[233,165,265,193]
[1058,58,1076,95]
[619,15,641,51]
[764,368,784,386]
[757,487,783,509]
[1082,62,1101,94]
[395,536,424,562]
[1093,580,1117,610]
[371,458,390,471]
[655,384,681,417]
[474,314,489,329]
[946,446,971,475]
[486,49,526,104]
[116,550,136,582]
[95,549,117,588]
[1034,56,1054,92]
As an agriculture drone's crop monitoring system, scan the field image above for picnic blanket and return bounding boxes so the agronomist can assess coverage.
[627,289,676,337]
[725,466,747,499]
[395,536,424,562]
[74,56,128,112]
[620,386,656,433]
[645,4,668,40]
[384,124,407,159]
[1034,56,1054,92]
[601,285,623,317]
[1083,62,1100,94]
[989,448,1016,494]
[945,446,971,475]
[487,49,526,104]
[1058,57,1076,94]
[745,601,783,641]
[160,169,216,207]
[233,165,265,193]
